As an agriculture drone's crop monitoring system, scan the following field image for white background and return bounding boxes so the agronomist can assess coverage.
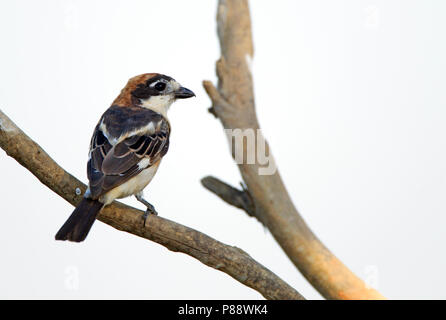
[0,0,445,299]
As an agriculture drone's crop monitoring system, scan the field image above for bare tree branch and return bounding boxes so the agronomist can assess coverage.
[0,109,304,300]
[201,176,257,220]
[202,0,385,299]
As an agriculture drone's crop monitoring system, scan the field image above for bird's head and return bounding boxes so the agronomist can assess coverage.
[113,73,195,117]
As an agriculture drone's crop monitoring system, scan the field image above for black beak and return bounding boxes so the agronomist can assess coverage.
[175,87,195,99]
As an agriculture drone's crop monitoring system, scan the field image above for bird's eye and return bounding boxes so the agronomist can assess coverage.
[154,82,166,91]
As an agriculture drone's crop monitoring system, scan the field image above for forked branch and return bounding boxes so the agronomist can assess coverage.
[202,0,385,300]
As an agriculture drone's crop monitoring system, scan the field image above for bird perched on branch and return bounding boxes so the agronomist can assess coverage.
[55,73,195,242]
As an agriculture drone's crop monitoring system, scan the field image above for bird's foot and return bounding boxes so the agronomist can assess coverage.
[142,205,158,227]
[136,194,158,226]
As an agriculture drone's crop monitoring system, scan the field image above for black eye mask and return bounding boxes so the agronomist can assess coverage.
[131,75,174,99]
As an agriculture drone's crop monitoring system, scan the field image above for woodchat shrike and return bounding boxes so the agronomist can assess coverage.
[55,73,195,242]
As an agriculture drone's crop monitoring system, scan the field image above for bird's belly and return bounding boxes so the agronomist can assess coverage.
[100,161,160,205]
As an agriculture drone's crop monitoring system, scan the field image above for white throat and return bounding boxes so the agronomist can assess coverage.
[140,95,174,118]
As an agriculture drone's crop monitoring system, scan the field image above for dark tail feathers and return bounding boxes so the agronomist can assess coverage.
[55,198,103,242]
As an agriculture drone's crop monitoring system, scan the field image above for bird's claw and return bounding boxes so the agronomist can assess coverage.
[142,205,158,227]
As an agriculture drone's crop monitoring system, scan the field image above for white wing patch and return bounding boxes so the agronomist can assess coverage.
[101,120,160,146]
[137,158,151,170]
[146,121,155,134]
[99,119,118,145]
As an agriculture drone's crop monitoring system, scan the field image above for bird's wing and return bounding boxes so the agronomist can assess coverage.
[87,106,170,199]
